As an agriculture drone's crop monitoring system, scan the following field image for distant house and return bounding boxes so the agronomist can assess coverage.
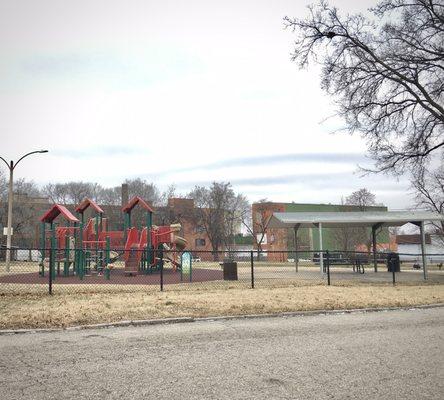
[396,234,444,262]
[226,234,255,259]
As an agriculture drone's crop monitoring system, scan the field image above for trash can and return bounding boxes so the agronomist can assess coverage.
[222,260,238,280]
[387,252,400,272]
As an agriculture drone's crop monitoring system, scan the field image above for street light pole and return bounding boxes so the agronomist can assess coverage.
[1,150,48,272]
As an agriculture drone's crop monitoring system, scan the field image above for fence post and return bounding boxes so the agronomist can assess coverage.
[326,250,331,286]
[160,262,164,291]
[159,248,164,292]
[48,246,53,295]
[250,250,254,289]
[392,264,396,286]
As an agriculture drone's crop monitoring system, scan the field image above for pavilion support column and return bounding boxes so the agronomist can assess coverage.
[372,226,377,273]
[318,222,324,275]
[419,221,428,280]
[371,223,382,273]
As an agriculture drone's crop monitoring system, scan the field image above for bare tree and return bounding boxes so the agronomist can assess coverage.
[42,182,103,205]
[224,193,248,254]
[125,178,160,205]
[331,199,358,252]
[0,168,7,201]
[345,188,376,211]
[346,188,378,252]
[285,0,444,174]
[0,177,44,247]
[411,164,444,242]
[159,184,179,206]
[188,182,240,260]
[97,186,121,206]
[240,200,270,256]
[42,183,70,205]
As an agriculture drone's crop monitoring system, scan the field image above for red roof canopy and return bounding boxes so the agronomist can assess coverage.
[122,196,154,213]
[75,198,104,214]
[40,204,79,224]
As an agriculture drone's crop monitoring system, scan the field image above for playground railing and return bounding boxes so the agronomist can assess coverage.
[0,248,442,295]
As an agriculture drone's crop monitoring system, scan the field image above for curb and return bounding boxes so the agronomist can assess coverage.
[1,303,443,336]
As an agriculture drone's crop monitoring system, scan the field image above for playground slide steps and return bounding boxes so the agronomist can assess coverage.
[124,249,139,275]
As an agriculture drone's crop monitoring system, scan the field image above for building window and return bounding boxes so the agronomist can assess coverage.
[195,238,206,247]
[194,225,205,234]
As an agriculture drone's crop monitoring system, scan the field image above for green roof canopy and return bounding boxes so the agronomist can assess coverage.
[268,211,444,229]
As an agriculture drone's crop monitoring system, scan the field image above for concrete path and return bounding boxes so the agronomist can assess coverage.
[0,308,443,399]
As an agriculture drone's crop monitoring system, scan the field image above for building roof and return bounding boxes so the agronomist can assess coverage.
[75,198,104,214]
[396,234,432,245]
[40,204,79,223]
[268,211,444,229]
[122,196,154,213]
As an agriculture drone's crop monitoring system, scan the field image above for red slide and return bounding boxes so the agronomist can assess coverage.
[124,227,139,275]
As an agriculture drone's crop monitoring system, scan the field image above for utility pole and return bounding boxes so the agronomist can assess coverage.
[1,150,48,271]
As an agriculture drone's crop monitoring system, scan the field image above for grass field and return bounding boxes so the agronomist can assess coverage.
[0,283,443,329]
[1,258,443,330]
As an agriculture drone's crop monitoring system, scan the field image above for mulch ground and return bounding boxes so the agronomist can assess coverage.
[0,268,223,285]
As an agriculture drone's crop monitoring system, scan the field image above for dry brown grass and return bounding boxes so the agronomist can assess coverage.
[0,284,443,329]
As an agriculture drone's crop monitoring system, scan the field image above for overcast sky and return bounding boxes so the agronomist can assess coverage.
[0,0,413,208]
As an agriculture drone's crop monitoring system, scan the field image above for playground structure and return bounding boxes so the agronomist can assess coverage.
[39,196,187,280]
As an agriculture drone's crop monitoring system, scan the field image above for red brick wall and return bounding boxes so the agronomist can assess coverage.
[166,198,213,256]
[252,202,288,261]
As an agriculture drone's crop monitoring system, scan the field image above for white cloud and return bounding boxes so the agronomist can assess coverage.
[0,0,414,210]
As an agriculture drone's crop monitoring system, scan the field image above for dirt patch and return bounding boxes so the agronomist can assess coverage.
[0,284,443,329]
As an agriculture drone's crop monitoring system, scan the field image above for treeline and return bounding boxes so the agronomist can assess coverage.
[0,170,256,252]
[0,174,175,207]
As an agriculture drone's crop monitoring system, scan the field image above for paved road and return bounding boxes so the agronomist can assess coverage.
[0,308,443,399]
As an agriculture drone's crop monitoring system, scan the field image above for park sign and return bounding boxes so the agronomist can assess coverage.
[181,251,192,282]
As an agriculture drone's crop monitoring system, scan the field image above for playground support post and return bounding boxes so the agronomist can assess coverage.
[64,234,70,276]
[105,237,110,266]
[250,250,254,289]
[49,250,53,295]
[124,213,131,242]
[48,222,54,295]
[40,222,46,276]
[50,222,56,281]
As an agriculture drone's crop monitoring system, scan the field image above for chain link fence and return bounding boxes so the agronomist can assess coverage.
[0,248,443,295]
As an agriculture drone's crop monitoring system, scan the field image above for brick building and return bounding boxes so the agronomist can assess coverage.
[159,198,214,253]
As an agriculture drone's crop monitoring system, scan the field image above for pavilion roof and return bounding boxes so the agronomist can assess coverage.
[268,211,444,229]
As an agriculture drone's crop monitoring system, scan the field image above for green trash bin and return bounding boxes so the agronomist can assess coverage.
[223,260,238,280]
[387,252,400,272]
